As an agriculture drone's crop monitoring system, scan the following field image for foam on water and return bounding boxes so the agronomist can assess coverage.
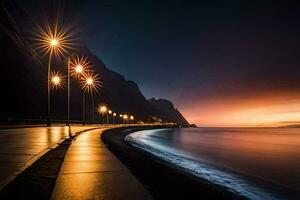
[125,129,281,200]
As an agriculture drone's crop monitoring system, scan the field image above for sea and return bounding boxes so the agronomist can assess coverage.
[125,128,300,200]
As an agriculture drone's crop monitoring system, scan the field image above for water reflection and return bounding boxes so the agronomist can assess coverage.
[127,128,300,199]
[170,128,300,190]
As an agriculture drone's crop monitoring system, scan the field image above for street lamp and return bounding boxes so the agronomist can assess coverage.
[97,105,107,124]
[80,72,101,94]
[113,112,116,124]
[108,110,112,124]
[49,71,65,119]
[80,72,101,124]
[35,22,72,126]
[130,115,134,123]
[49,71,65,91]
[123,114,128,124]
[70,56,91,125]
[47,39,58,126]
[70,56,90,78]
[119,114,123,123]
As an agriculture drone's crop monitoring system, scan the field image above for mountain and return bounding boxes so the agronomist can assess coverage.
[0,0,46,119]
[0,0,189,125]
[148,98,189,125]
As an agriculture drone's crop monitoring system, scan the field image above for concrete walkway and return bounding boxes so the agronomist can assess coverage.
[0,125,97,190]
[51,128,153,200]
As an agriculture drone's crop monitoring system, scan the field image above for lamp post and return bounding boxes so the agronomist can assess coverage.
[108,110,112,124]
[123,114,128,124]
[50,72,63,89]
[76,64,86,125]
[130,115,134,124]
[86,77,95,123]
[47,40,59,126]
[97,105,107,124]
[36,23,71,126]
[82,92,85,125]
[70,57,90,125]
[49,72,64,118]
[65,56,76,126]
[119,114,123,124]
[113,112,116,124]
[67,57,71,126]
[80,72,101,124]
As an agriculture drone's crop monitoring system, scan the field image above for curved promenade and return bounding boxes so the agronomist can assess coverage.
[51,128,152,200]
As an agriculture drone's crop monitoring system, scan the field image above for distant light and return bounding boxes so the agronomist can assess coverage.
[130,115,134,120]
[123,114,128,119]
[120,114,123,117]
[108,110,112,114]
[113,113,116,116]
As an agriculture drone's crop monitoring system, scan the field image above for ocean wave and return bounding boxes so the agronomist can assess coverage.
[125,129,281,200]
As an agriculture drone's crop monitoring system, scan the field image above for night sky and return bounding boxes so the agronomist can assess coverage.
[19,0,300,126]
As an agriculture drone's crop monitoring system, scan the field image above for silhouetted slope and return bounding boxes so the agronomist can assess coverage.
[0,0,189,124]
[148,98,189,125]
[0,0,46,119]
[76,46,154,121]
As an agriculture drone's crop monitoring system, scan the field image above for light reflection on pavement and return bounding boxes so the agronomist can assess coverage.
[0,125,99,189]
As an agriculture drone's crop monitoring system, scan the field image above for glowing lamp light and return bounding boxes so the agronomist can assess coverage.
[100,106,107,112]
[120,114,123,117]
[70,56,92,78]
[130,115,134,120]
[123,115,128,120]
[52,76,60,85]
[99,105,107,114]
[35,22,74,58]
[80,72,101,95]
[86,78,93,85]
[49,71,64,91]
[113,113,116,117]
[75,65,83,73]
[108,110,112,114]
[50,39,59,47]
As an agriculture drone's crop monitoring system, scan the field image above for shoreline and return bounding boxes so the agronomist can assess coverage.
[101,127,246,200]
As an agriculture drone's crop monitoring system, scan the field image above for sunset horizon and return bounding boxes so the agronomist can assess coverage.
[182,92,300,127]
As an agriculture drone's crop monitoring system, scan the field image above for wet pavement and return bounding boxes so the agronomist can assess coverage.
[0,125,97,190]
[51,128,152,200]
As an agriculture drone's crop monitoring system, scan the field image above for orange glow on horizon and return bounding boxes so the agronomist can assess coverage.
[182,93,300,127]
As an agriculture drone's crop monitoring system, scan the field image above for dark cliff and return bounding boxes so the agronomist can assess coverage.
[148,98,189,125]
